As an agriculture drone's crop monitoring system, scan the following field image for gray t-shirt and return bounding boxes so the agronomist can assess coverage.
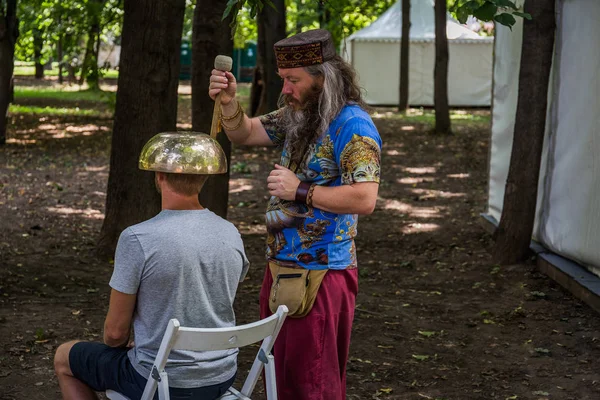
[109,209,249,388]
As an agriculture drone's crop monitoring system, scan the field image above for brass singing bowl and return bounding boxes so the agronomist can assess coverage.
[139,132,227,174]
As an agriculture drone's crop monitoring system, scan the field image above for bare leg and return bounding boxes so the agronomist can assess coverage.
[54,340,98,400]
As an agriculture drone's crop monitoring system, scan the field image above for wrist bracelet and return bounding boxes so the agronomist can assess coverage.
[306,183,317,207]
[295,181,311,204]
[221,101,243,121]
[221,112,245,131]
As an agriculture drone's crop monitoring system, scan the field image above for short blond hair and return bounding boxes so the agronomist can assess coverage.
[163,173,208,196]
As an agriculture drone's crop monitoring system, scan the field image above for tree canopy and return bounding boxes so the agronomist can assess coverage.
[16,0,123,78]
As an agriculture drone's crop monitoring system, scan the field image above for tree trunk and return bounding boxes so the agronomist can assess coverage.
[79,37,91,85]
[34,29,44,79]
[255,0,285,115]
[191,0,233,219]
[0,0,18,146]
[79,24,100,89]
[249,66,262,117]
[317,0,330,29]
[58,34,64,84]
[494,0,556,264]
[398,0,410,111]
[97,0,186,257]
[433,0,451,134]
[79,0,103,89]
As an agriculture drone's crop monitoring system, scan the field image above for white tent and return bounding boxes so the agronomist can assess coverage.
[487,0,600,278]
[342,0,493,106]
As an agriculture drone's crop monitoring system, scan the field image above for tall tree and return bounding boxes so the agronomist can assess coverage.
[494,0,556,264]
[16,0,48,80]
[398,0,410,111]
[97,0,186,256]
[0,0,18,146]
[191,0,234,218]
[433,0,451,134]
[33,28,44,78]
[79,0,107,90]
[254,0,285,115]
[57,13,64,84]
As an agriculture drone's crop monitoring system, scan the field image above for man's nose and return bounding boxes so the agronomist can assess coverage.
[281,81,293,95]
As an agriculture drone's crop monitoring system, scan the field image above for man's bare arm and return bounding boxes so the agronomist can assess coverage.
[103,289,136,347]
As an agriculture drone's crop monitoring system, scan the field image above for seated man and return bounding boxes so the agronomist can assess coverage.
[54,133,249,400]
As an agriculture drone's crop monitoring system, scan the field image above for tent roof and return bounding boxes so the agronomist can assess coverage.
[347,0,493,43]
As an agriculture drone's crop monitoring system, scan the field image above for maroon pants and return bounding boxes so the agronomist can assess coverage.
[259,265,358,400]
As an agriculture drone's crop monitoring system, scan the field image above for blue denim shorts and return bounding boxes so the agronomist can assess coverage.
[69,342,235,400]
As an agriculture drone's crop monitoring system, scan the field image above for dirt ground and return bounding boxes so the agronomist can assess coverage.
[1,77,600,400]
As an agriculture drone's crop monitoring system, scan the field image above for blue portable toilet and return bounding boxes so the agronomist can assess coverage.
[180,40,191,80]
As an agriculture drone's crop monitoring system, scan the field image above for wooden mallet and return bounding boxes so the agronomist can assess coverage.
[211,55,233,139]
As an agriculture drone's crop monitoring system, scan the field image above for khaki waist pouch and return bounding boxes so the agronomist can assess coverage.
[268,261,328,318]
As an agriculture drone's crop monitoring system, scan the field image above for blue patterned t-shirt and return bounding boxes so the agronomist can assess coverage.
[258,104,382,270]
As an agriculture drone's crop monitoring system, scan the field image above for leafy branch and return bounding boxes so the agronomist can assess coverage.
[450,0,531,29]
[222,0,276,36]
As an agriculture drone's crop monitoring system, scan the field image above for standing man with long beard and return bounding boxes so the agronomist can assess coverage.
[209,29,381,399]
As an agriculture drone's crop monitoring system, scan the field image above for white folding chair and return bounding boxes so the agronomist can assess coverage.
[106,305,288,400]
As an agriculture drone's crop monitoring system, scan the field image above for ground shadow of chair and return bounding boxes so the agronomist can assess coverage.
[106,305,288,400]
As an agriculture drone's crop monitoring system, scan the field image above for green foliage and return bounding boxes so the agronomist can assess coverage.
[233,6,258,48]
[223,0,395,50]
[223,0,274,38]
[16,0,124,68]
[297,0,396,49]
[449,0,531,29]
[182,0,196,40]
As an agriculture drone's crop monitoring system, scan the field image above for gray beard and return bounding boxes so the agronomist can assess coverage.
[279,103,321,169]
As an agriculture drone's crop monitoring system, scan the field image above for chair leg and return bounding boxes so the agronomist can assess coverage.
[264,354,277,400]
[158,371,170,400]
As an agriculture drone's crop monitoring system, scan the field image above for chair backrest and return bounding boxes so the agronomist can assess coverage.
[140,305,288,400]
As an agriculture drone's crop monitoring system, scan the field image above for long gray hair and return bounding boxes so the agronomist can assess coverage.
[278,55,366,168]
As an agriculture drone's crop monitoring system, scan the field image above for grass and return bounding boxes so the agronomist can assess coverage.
[13,65,119,79]
[8,104,108,117]
[14,87,116,104]
[236,84,251,100]
[372,108,491,125]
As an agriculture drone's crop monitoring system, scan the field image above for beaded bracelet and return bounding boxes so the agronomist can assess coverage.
[306,183,317,207]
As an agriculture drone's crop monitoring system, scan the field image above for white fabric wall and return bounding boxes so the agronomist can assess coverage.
[447,42,493,106]
[351,40,493,106]
[487,20,524,223]
[537,0,600,275]
[488,0,600,276]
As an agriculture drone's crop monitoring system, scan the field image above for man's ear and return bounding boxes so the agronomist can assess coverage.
[316,74,325,87]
